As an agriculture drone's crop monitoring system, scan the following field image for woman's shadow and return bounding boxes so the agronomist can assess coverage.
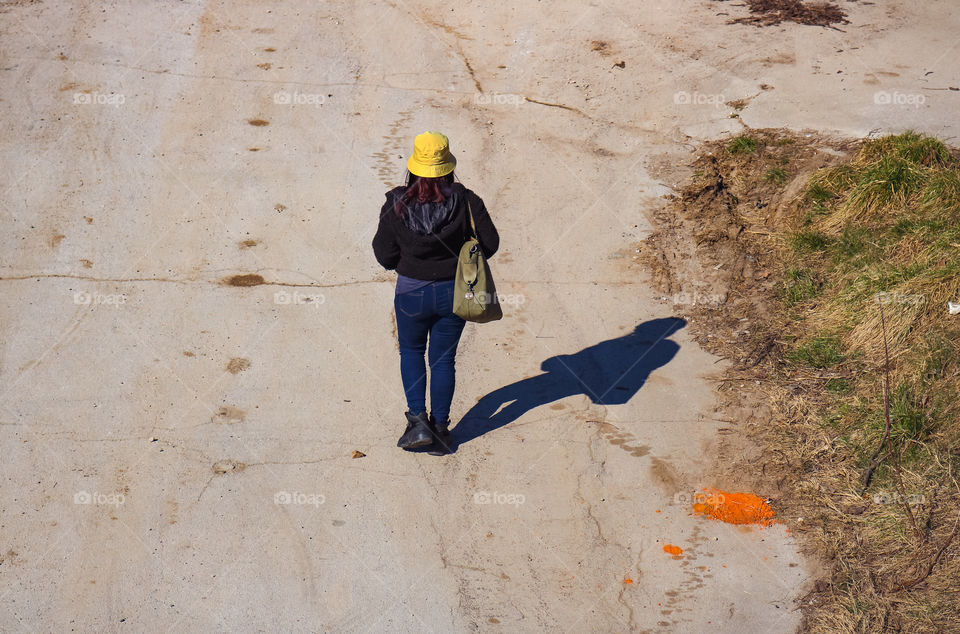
[448,317,686,451]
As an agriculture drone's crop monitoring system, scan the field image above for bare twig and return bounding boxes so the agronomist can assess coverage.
[860,303,894,493]
[896,511,960,590]
[865,303,923,542]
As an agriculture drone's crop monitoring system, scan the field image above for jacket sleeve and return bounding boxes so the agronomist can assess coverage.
[372,197,400,270]
[468,191,500,259]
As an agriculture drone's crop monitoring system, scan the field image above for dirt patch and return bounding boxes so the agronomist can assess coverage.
[224,274,265,287]
[0,0,42,12]
[590,40,612,56]
[588,420,651,458]
[225,358,250,374]
[212,406,246,424]
[714,0,849,27]
[639,129,851,365]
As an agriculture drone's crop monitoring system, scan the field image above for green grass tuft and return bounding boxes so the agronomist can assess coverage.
[857,131,951,167]
[825,378,853,394]
[807,183,835,203]
[788,336,845,368]
[834,227,875,264]
[889,383,929,441]
[790,231,831,252]
[918,169,960,215]
[845,156,927,214]
[765,167,789,185]
[728,135,759,155]
[780,267,822,304]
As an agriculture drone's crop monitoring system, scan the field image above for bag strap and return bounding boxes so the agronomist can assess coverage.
[466,197,477,239]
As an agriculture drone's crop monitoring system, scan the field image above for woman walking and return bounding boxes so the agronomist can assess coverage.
[373,131,499,454]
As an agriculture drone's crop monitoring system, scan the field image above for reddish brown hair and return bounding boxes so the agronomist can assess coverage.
[394,172,454,218]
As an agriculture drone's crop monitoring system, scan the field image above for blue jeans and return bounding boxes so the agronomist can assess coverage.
[394,280,466,423]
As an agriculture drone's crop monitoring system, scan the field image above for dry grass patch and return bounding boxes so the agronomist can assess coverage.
[640,130,960,632]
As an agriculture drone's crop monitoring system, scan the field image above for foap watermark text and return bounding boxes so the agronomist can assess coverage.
[474,491,525,506]
[673,490,725,506]
[673,91,725,108]
[274,491,325,506]
[275,290,325,307]
[74,490,125,506]
[73,291,127,306]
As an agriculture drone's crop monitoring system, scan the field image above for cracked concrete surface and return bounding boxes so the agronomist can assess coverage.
[1,0,957,631]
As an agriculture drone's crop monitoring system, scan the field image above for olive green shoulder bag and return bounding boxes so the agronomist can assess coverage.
[453,201,503,323]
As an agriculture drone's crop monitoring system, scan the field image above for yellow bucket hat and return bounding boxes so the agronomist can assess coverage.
[407,131,456,178]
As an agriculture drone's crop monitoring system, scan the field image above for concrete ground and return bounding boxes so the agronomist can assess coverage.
[1,0,956,631]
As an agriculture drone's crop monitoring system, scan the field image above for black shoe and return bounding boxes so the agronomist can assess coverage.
[427,415,453,456]
[397,411,433,450]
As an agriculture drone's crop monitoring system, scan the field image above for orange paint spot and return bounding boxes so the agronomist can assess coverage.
[623,578,633,584]
[691,489,776,527]
[655,509,661,513]
[663,544,683,556]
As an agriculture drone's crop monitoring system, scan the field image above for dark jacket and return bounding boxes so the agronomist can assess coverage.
[372,183,499,280]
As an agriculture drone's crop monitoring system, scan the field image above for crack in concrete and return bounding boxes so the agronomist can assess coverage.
[6,55,476,95]
[459,48,482,93]
[524,97,589,118]
[0,273,382,288]
[382,1,482,93]
[616,582,638,631]
[0,273,655,288]
[582,421,641,630]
